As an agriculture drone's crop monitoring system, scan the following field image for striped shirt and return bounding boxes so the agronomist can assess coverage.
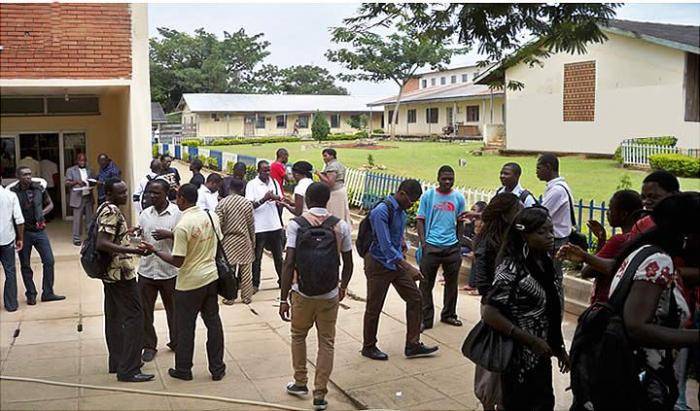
[138,203,182,280]
[215,193,255,264]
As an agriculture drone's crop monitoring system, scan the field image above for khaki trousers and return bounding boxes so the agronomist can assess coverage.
[290,291,339,399]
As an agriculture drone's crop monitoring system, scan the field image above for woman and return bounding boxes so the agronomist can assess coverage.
[316,148,351,226]
[482,206,569,410]
[279,161,313,216]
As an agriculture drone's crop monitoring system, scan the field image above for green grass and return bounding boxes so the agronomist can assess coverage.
[204,141,700,202]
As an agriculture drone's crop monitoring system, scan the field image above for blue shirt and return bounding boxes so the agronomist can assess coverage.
[369,195,406,271]
[416,188,465,247]
[97,161,121,202]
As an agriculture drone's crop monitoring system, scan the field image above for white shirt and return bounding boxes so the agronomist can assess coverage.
[495,183,537,207]
[196,185,219,211]
[40,159,58,188]
[137,203,182,280]
[541,177,573,238]
[245,176,283,233]
[133,172,160,214]
[78,168,90,196]
[0,185,25,246]
[293,177,313,212]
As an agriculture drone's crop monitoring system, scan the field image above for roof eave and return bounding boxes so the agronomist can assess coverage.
[600,25,700,54]
[369,93,504,107]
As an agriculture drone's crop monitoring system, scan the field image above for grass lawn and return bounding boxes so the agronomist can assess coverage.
[204,141,699,202]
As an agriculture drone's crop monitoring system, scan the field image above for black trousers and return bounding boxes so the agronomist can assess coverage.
[419,243,462,327]
[174,281,225,376]
[252,229,284,288]
[138,274,176,351]
[501,357,554,411]
[103,279,144,379]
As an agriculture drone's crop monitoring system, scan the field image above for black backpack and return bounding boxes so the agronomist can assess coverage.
[356,199,394,258]
[569,245,663,411]
[80,203,112,280]
[293,215,341,296]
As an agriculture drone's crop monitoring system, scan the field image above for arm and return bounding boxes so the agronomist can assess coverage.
[292,194,304,217]
[416,218,426,247]
[557,243,615,274]
[279,247,295,321]
[369,205,404,267]
[316,170,336,187]
[42,191,54,216]
[96,231,143,255]
[15,224,24,251]
[152,249,185,268]
[339,250,353,298]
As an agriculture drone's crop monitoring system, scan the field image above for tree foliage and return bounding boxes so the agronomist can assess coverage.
[311,111,331,142]
[258,65,348,95]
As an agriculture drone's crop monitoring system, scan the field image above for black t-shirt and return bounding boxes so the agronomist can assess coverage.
[190,172,205,189]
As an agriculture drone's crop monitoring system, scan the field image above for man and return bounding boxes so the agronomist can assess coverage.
[137,179,181,362]
[189,158,205,188]
[0,184,24,312]
[39,156,58,220]
[65,153,95,246]
[11,167,65,305]
[159,154,181,201]
[133,159,161,214]
[495,162,537,207]
[95,178,153,382]
[219,162,247,198]
[197,173,222,211]
[246,160,284,292]
[97,154,121,204]
[215,178,255,304]
[362,179,438,360]
[142,184,226,382]
[270,148,290,190]
[417,166,466,330]
[279,182,353,411]
[631,170,680,236]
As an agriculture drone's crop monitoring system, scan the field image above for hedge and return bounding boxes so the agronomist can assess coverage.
[634,136,677,147]
[649,153,700,178]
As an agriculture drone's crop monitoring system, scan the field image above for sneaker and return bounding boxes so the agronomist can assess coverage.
[405,342,439,358]
[286,382,309,397]
[313,398,328,411]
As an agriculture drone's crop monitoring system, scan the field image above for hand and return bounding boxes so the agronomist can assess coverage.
[555,349,571,373]
[459,211,481,221]
[127,226,141,236]
[151,229,172,241]
[138,241,155,254]
[556,243,587,263]
[527,336,553,357]
[587,220,606,242]
[400,261,423,281]
[279,301,291,322]
[339,288,346,302]
[401,241,408,253]
[15,240,23,252]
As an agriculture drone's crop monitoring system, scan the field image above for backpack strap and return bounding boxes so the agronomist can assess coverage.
[555,183,577,229]
[519,189,536,205]
[292,216,312,229]
[321,215,340,229]
[608,245,664,312]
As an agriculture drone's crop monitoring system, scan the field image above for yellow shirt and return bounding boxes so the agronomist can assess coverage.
[172,206,221,291]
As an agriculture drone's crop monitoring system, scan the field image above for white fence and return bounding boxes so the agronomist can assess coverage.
[620,140,700,167]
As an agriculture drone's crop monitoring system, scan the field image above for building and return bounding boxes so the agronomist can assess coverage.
[151,101,168,143]
[476,19,700,154]
[177,93,383,139]
[368,65,505,143]
[0,3,151,220]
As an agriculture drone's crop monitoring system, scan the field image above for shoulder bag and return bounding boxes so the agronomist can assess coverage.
[205,210,240,300]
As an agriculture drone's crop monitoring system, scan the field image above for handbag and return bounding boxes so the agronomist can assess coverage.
[205,211,240,300]
[462,320,514,372]
[557,183,589,251]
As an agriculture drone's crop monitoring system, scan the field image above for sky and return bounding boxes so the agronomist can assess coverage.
[148,3,700,98]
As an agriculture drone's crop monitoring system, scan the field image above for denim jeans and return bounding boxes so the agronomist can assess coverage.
[0,242,18,310]
[18,230,55,298]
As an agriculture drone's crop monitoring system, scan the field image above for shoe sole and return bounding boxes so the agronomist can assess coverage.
[405,351,438,359]
[286,389,309,397]
[313,404,328,411]
[361,353,388,361]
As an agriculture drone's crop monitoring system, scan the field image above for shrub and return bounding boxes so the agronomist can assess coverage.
[245,165,257,181]
[634,136,677,147]
[616,174,633,190]
[325,134,359,141]
[613,146,623,164]
[312,111,330,142]
[206,156,219,171]
[208,136,301,146]
[346,114,368,130]
[354,130,369,139]
[181,139,202,147]
[649,153,700,178]
[372,128,385,135]
[183,152,190,162]
[152,145,159,158]
[367,154,375,167]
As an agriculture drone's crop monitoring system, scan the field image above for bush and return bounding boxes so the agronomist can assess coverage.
[312,111,331,142]
[181,139,202,147]
[208,136,301,146]
[634,136,677,147]
[354,130,369,139]
[325,133,359,141]
[183,152,190,162]
[649,153,700,178]
[372,128,385,135]
[613,146,623,164]
[152,145,159,158]
[245,165,257,181]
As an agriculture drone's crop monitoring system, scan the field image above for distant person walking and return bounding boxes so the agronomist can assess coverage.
[65,153,95,246]
[0,183,24,312]
[96,153,121,205]
[189,158,205,189]
[219,161,247,198]
[317,149,351,226]
[495,162,538,207]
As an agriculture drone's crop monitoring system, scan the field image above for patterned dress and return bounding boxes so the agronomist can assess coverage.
[215,193,255,301]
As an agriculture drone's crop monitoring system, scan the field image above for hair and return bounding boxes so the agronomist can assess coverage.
[150,178,171,193]
[642,170,680,193]
[610,189,643,223]
[503,162,522,176]
[159,154,172,161]
[478,193,522,253]
[229,178,246,195]
[437,165,454,176]
[104,177,123,195]
[178,183,198,204]
[398,179,423,199]
[97,153,109,161]
[538,153,559,172]
[292,161,313,179]
[257,160,269,170]
[305,182,331,208]
[190,158,203,170]
[472,201,488,213]
[233,162,247,173]
[206,173,222,184]
[322,148,337,158]
[276,148,288,158]
[497,205,551,267]
[150,159,161,170]
[16,166,31,176]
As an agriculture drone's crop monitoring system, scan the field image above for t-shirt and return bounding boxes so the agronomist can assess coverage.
[293,177,313,212]
[541,177,573,239]
[196,185,219,211]
[190,172,205,189]
[322,159,346,190]
[171,206,221,291]
[590,233,629,304]
[416,188,466,247]
[629,215,655,238]
[245,177,283,233]
[270,161,286,190]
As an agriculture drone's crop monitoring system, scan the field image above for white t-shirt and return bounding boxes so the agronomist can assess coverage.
[196,185,219,211]
[40,159,58,188]
[0,186,24,246]
[79,168,90,196]
[245,176,283,233]
[293,177,313,212]
[541,177,573,238]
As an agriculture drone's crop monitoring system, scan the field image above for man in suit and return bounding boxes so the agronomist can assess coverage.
[65,153,95,246]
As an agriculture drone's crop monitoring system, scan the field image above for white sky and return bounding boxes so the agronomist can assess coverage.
[148,3,700,99]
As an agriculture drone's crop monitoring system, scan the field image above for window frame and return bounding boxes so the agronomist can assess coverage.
[276,115,287,129]
[330,113,341,128]
[466,105,480,122]
[297,114,309,128]
[407,109,416,124]
[426,107,439,124]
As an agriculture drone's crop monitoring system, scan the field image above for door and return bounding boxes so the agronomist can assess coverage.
[17,133,61,219]
[60,132,87,220]
[244,115,255,137]
[1,135,19,185]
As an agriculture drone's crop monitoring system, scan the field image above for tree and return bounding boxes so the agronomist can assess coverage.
[311,111,331,142]
[257,65,348,95]
[346,114,368,130]
[326,24,463,138]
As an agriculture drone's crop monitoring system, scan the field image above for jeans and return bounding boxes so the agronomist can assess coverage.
[0,243,18,310]
[18,230,55,299]
[252,229,284,288]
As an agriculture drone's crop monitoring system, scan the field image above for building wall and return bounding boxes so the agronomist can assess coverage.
[402,78,419,93]
[0,3,132,79]
[418,66,481,90]
[505,32,700,154]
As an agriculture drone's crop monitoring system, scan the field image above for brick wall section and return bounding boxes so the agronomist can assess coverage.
[563,61,596,122]
[0,3,132,79]
[402,77,419,93]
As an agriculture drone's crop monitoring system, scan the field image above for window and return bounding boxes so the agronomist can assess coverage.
[440,77,446,85]
[426,107,438,124]
[431,78,436,86]
[211,112,220,122]
[276,115,287,128]
[451,75,457,84]
[330,113,340,128]
[421,79,427,88]
[563,61,596,122]
[1,96,99,116]
[298,114,309,128]
[387,110,398,124]
[46,96,99,115]
[255,115,265,129]
[462,73,469,82]
[466,105,480,122]
[407,109,416,124]
[447,107,454,125]
[684,52,699,122]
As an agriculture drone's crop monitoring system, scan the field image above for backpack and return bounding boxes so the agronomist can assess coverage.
[355,198,394,258]
[293,215,341,296]
[518,189,539,206]
[80,203,112,280]
[569,245,663,411]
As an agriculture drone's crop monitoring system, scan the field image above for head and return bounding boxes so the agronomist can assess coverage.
[480,193,525,250]
[150,158,162,174]
[16,166,32,186]
[148,179,170,210]
[257,160,270,182]
[500,206,554,264]
[76,153,87,168]
[437,165,455,192]
[470,201,488,233]
[97,153,109,169]
[471,200,488,214]
[322,148,337,164]
[205,173,223,192]
[105,178,128,205]
[276,148,289,164]
[159,154,173,170]
[305,182,331,209]
[292,161,313,182]
[607,189,643,228]
[500,162,522,189]
[229,178,246,196]
[190,158,203,173]
[232,162,247,179]
[394,179,423,210]
[641,170,680,211]
[536,153,559,182]
[176,183,198,211]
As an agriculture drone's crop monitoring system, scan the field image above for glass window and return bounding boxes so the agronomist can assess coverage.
[440,77,446,85]
[407,109,416,124]
[298,115,309,128]
[431,78,436,86]
[462,73,469,82]
[451,75,457,84]
[330,113,340,128]
[421,79,427,88]
[388,110,398,124]
[0,97,45,116]
[276,115,286,128]
[1,137,17,179]
[46,96,99,115]
[255,115,265,129]
[211,112,220,122]
[467,106,480,122]
[426,108,438,124]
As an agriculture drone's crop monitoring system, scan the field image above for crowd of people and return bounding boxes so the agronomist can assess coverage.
[0,147,698,411]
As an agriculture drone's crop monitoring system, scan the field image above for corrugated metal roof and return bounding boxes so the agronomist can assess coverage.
[603,19,700,53]
[151,102,167,123]
[180,93,382,113]
[369,82,502,106]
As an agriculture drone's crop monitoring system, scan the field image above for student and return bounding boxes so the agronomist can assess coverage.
[495,162,538,207]
[159,154,181,200]
[278,161,314,216]
[362,179,439,361]
[631,170,680,236]
[270,148,290,190]
[0,183,24,312]
[189,158,205,189]
[219,161,247,198]
[196,173,222,211]
[279,182,354,411]
[417,165,466,329]
[133,159,161,214]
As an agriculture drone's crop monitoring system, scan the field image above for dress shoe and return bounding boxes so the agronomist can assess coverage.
[41,294,66,302]
[168,368,193,381]
[117,373,155,382]
[361,346,389,361]
[5,306,17,312]
[212,371,225,381]
[405,342,439,358]
[142,348,156,362]
[440,317,463,327]
[166,342,177,351]
[27,296,36,305]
